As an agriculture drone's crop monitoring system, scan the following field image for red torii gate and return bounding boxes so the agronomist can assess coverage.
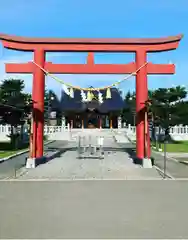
[0,33,182,167]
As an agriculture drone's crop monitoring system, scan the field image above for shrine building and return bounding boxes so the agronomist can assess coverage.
[50,87,126,129]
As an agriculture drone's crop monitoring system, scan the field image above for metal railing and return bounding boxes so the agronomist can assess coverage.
[77,135,104,159]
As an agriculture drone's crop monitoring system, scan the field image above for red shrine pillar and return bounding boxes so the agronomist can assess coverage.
[33,49,45,158]
[135,50,151,160]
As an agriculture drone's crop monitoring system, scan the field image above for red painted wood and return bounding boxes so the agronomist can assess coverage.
[33,49,45,158]
[0,33,182,44]
[0,33,182,160]
[6,62,34,73]
[87,52,94,65]
[147,63,175,74]
[135,50,150,159]
[5,62,175,74]
[2,40,181,52]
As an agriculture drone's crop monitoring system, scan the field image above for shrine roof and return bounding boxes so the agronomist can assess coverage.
[56,87,126,113]
[0,33,183,45]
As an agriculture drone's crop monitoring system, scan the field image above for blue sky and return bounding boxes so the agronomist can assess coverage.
[0,0,188,97]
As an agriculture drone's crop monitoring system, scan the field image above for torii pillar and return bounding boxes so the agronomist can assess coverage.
[136,49,150,164]
[0,33,182,168]
[33,49,45,159]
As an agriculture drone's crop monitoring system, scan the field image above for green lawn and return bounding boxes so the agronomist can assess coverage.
[0,150,22,159]
[152,141,188,153]
[0,139,49,159]
[0,142,29,159]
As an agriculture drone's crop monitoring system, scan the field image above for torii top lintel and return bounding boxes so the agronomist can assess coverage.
[0,33,183,52]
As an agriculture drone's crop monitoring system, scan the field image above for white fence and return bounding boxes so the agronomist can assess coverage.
[0,125,29,142]
[44,124,188,142]
[126,124,188,135]
[1,124,188,142]
[125,124,188,141]
[0,125,11,142]
[44,125,69,135]
[0,125,71,142]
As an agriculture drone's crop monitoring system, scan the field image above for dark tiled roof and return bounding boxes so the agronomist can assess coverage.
[59,89,85,112]
[55,87,126,113]
[98,88,125,113]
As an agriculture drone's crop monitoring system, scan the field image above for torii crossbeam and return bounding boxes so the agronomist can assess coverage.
[0,33,182,168]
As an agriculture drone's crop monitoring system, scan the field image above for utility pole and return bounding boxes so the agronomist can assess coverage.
[144,99,152,158]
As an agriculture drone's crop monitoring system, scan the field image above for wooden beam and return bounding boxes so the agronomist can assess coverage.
[5,62,34,73]
[5,62,175,75]
[5,62,136,74]
[44,62,136,74]
[147,63,175,74]
[2,40,181,53]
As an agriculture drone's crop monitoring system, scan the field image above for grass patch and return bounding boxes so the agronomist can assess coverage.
[0,138,50,159]
[0,150,25,159]
[152,141,188,153]
[0,142,29,151]
[0,142,29,159]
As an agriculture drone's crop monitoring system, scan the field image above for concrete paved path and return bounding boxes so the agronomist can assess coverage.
[18,135,161,180]
[19,150,161,180]
[153,150,188,179]
[0,180,188,239]
[2,131,161,180]
[0,141,68,179]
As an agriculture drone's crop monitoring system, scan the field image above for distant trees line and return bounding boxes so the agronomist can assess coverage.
[1,78,188,146]
[0,78,59,147]
[121,86,188,128]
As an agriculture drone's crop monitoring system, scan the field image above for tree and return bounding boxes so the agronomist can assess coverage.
[0,79,32,147]
[146,85,187,145]
[150,86,187,129]
[171,101,188,125]
[121,91,136,125]
[44,88,61,124]
[121,86,188,143]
